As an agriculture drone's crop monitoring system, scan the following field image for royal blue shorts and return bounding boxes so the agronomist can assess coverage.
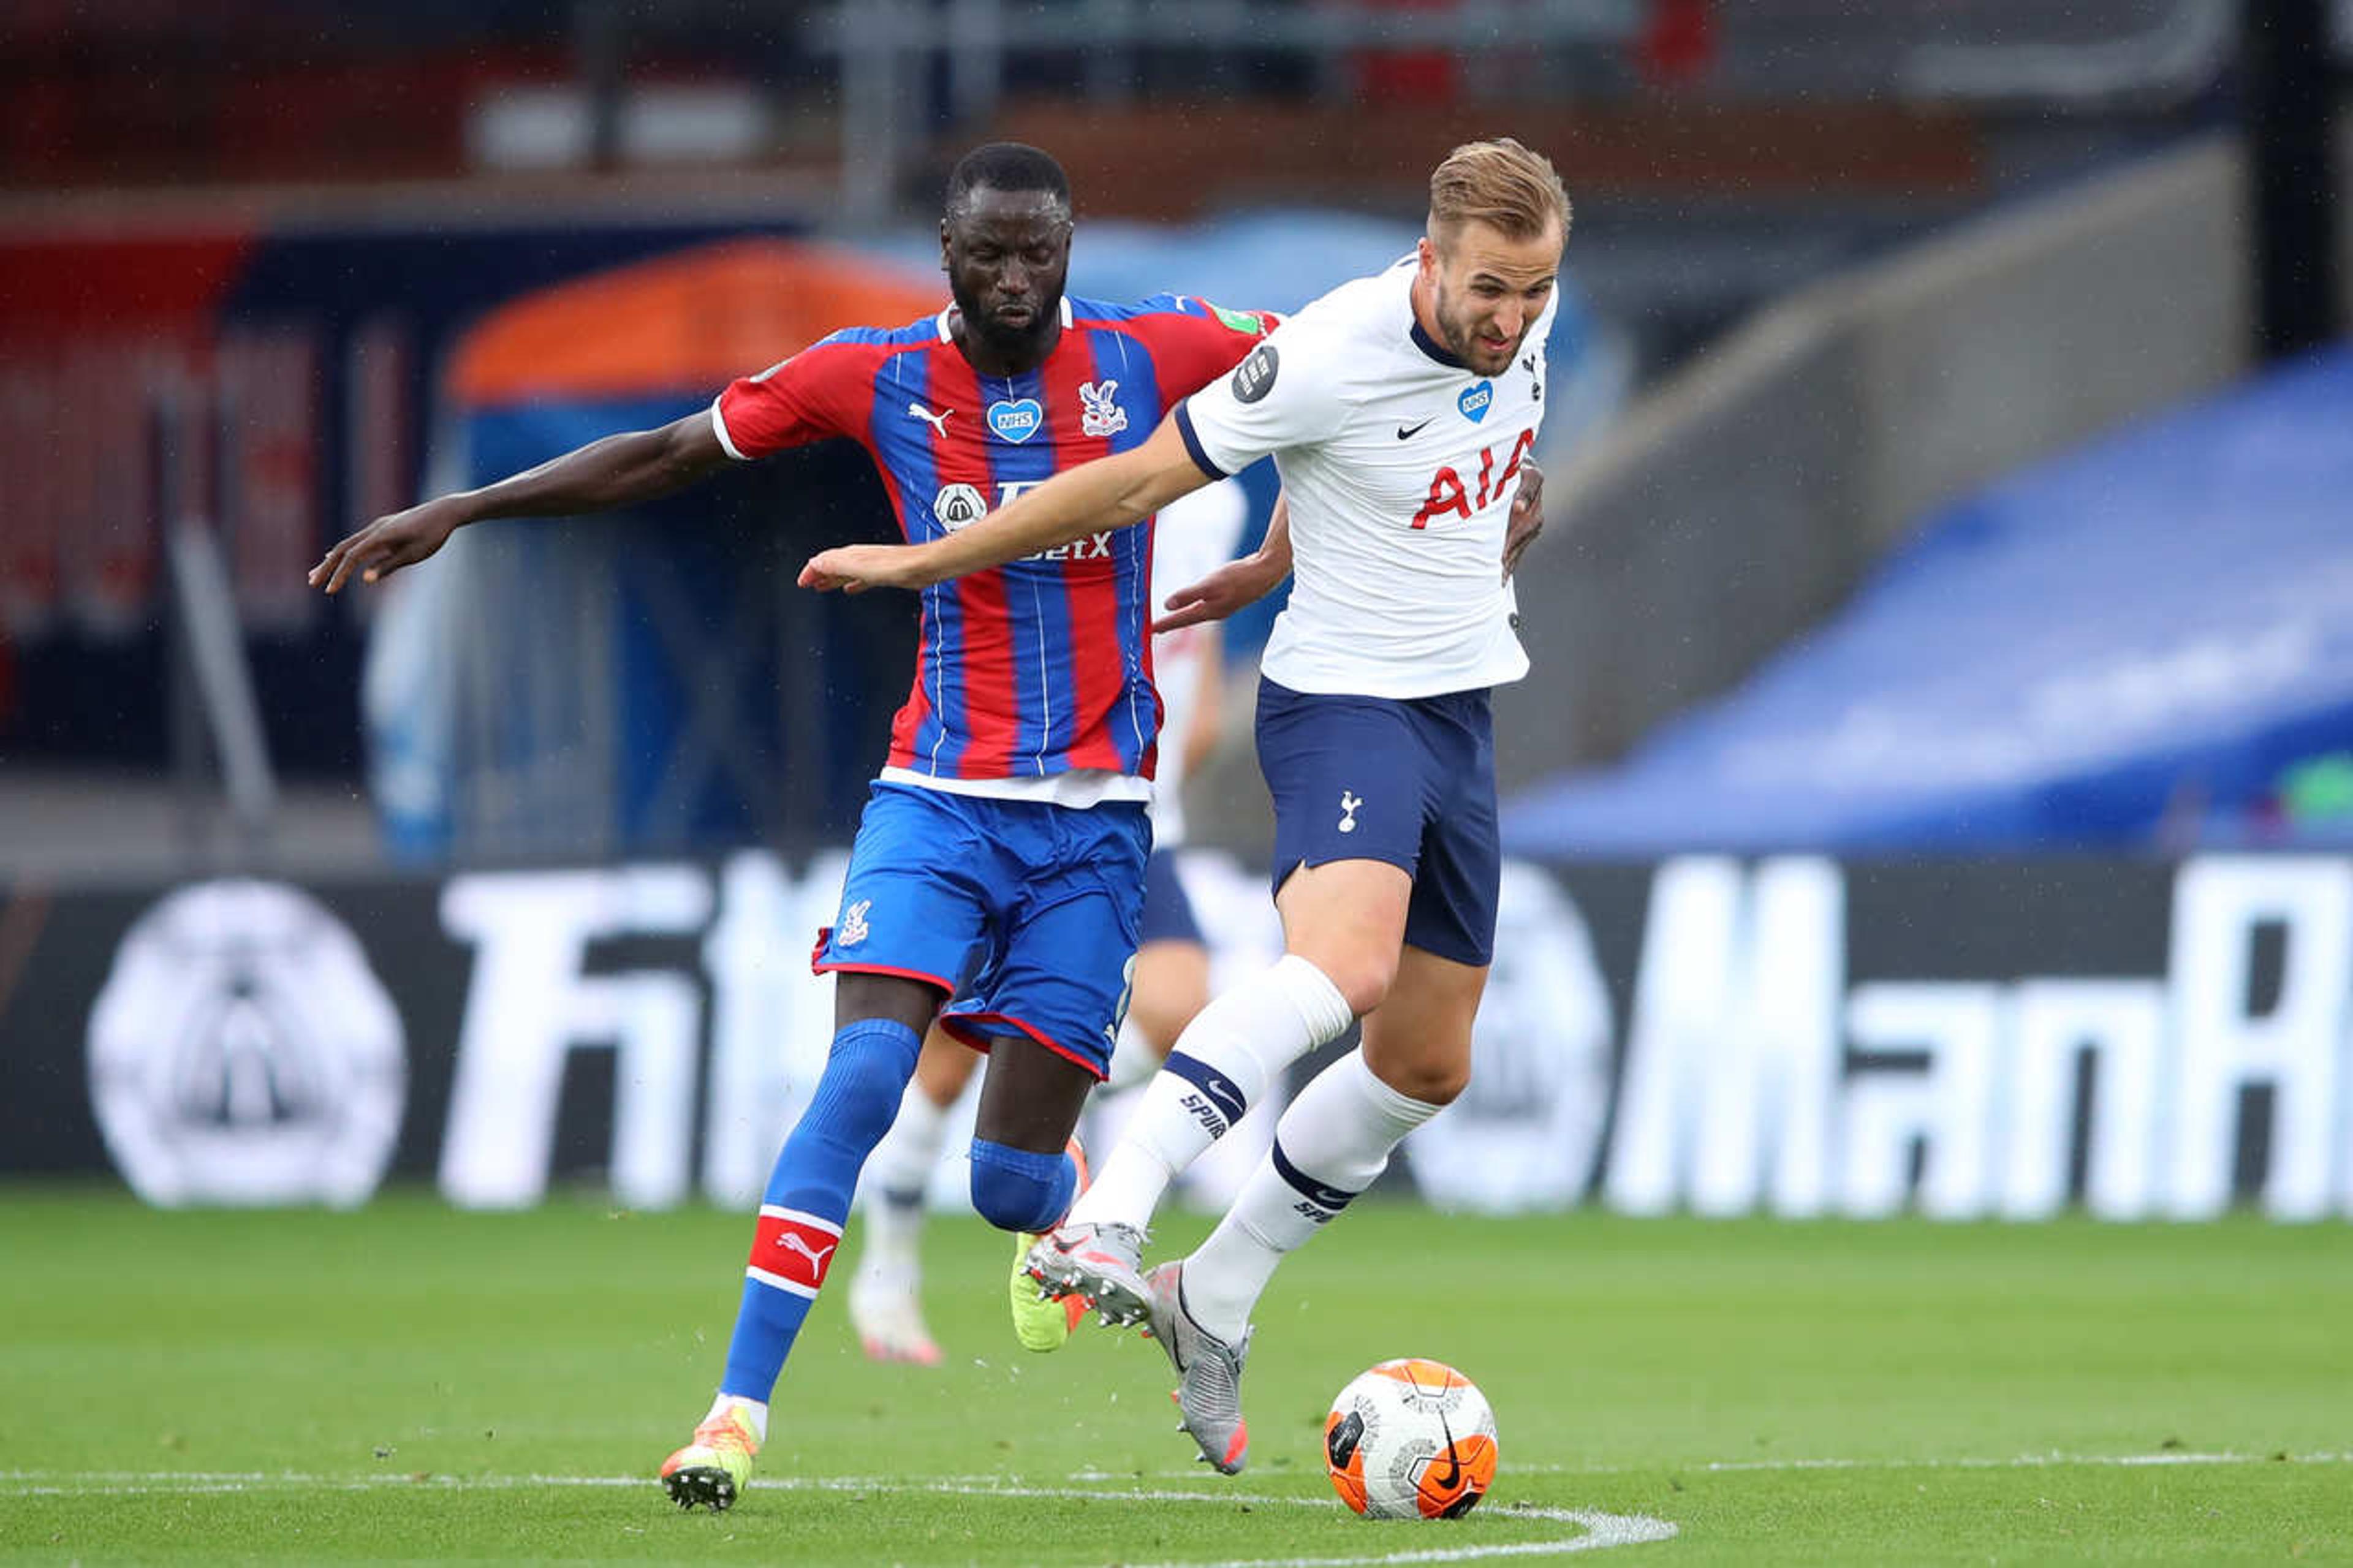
[1138,849,1203,947]
[1254,677,1502,968]
[814,781,1150,1077]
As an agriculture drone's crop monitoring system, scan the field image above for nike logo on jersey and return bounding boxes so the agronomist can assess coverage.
[1395,417,1433,440]
[906,401,953,436]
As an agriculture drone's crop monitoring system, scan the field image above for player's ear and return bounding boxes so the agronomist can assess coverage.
[938,219,953,272]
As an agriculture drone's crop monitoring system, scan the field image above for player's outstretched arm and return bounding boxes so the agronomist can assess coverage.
[800,412,1212,595]
[1154,493,1294,633]
[309,413,729,593]
[1502,460,1545,583]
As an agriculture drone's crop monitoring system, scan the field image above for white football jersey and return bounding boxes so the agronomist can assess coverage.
[1147,479,1251,849]
[1175,257,1551,699]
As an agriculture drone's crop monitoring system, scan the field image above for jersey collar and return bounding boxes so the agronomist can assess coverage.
[1409,317,1467,369]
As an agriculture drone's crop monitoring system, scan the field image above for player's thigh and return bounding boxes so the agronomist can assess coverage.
[1273,857,1413,1013]
[1400,689,1503,972]
[1256,680,1428,1006]
[1358,944,1491,1106]
[1127,850,1211,1051]
[1128,937,1213,1056]
[972,1032,1099,1153]
[817,783,995,1010]
[941,801,1150,1082]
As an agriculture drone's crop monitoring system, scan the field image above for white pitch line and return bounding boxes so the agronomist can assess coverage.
[0,1469,1677,1561]
[1506,1449,2353,1477]
[9,1449,2348,1493]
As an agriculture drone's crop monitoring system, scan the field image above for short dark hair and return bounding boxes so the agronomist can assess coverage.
[945,142,1072,219]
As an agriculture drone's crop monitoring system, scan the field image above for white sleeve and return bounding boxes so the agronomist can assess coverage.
[1174,313,1349,478]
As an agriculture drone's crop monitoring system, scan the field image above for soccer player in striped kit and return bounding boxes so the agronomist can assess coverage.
[310,142,1279,1510]
[801,137,1564,1477]
[844,475,1253,1366]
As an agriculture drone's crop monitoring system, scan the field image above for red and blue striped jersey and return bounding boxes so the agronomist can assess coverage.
[712,294,1276,785]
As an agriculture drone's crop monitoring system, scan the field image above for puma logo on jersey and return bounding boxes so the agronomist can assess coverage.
[906,401,954,436]
[1338,790,1362,833]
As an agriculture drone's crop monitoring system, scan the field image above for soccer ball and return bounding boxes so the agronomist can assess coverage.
[1322,1358,1498,1519]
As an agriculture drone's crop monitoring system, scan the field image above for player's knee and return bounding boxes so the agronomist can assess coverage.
[967,1138,1075,1233]
[1316,951,1400,1018]
[1372,1050,1470,1108]
[1126,991,1200,1058]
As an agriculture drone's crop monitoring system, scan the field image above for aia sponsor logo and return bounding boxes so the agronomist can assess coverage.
[1411,428,1537,530]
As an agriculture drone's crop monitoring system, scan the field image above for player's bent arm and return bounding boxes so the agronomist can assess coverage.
[801,413,1213,594]
[1154,494,1292,633]
[311,414,729,593]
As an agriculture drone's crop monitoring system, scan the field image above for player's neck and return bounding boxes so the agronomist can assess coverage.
[950,309,1061,379]
[1406,273,1460,366]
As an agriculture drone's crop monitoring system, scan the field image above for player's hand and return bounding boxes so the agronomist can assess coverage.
[798,543,932,594]
[1154,550,1288,633]
[309,497,467,594]
[1502,460,1544,583]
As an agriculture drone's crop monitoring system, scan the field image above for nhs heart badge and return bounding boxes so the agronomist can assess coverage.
[1457,380,1494,423]
[987,398,1045,443]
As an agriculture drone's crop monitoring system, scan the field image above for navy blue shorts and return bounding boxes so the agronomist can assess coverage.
[1138,849,1203,947]
[1254,678,1501,967]
[814,781,1150,1077]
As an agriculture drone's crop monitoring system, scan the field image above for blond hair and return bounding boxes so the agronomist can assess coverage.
[1428,138,1570,246]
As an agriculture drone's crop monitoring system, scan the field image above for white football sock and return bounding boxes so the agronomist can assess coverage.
[857,1079,950,1269]
[704,1392,769,1444]
[1069,954,1354,1233]
[1179,1048,1442,1341]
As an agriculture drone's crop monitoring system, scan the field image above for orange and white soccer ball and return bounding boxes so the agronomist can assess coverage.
[1323,1358,1498,1519]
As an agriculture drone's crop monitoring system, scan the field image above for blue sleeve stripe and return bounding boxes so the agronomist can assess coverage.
[1173,401,1229,480]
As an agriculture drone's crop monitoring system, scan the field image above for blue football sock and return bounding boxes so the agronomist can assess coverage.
[719,1017,922,1401]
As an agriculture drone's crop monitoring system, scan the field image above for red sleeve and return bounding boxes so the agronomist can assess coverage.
[1125,297,1281,402]
[711,337,875,460]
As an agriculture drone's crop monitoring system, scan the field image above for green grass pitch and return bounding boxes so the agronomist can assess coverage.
[3,1189,2349,1564]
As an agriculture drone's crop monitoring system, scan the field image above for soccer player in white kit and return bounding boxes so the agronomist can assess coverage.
[801,138,1566,1475]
